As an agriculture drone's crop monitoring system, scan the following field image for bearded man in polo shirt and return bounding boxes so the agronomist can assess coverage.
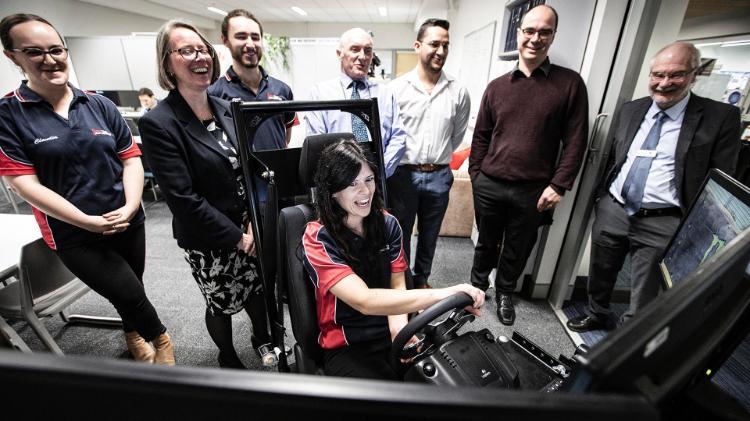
[388,19,470,289]
[468,4,588,325]
[209,9,297,151]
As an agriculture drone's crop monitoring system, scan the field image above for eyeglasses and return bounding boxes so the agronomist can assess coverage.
[519,28,555,40]
[169,46,211,60]
[649,69,696,82]
[9,46,69,62]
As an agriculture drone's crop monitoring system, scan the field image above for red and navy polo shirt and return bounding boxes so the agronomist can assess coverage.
[302,212,408,350]
[0,81,144,250]
[208,66,298,151]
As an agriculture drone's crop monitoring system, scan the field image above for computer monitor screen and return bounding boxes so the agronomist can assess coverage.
[567,172,750,406]
[96,90,141,110]
[660,169,750,288]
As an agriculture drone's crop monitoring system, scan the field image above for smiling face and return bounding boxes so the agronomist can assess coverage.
[416,25,449,74]
[332,162,376,233]
[516,6,556,68]
[166,27,213,92]
[223,15,263,69]
[337,29,373,80]
[648,45,696,110]
[4,20,68,90]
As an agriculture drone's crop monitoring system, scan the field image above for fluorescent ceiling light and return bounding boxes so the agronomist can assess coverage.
[721,41,750,48]
[207,6,228,16]
[379,7,388,16]
[291,6,308,16]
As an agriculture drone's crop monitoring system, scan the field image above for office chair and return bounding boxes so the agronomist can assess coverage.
[277,133,354,374]
[143,171,159,202]
[0,177,21,214]
[0,238,122,355]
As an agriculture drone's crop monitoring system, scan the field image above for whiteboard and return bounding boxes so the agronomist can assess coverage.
[459,22,497,124]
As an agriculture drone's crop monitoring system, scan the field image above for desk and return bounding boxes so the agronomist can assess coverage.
[0,214,39,352]
[0,214,41,281]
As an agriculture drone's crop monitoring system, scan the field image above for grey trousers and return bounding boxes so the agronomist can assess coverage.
[587,195,681,322]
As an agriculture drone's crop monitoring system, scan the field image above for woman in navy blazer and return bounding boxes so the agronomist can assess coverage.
[138,20,273,369]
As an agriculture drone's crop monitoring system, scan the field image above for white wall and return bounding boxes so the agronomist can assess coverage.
[262,22,415,50]
[698,44,750,73]
[0,0,185,94]
[1,0,172,37]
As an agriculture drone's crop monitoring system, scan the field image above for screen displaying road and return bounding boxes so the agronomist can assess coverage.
[661,178,750,287]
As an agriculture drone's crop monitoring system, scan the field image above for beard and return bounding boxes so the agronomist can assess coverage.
[232,47,262,69]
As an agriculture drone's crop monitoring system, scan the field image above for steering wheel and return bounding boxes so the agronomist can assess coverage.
[389,292,475,370]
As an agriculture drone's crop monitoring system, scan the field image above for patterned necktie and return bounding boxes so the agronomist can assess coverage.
[350,80,369,141]
[621,111,668,215]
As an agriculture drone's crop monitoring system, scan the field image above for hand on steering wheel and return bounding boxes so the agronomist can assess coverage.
[390,292,476,370]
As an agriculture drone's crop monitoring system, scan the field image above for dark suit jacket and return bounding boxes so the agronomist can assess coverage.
[138,90,244,250]
[600,93,742,211]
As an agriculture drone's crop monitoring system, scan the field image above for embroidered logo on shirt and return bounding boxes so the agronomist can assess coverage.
[34,135,59,144]
[266,93,284,101]
[91,128,113,137]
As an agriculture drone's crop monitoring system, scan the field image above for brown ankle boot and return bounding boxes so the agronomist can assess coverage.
[152,331,175,366]
[125,331,155,363]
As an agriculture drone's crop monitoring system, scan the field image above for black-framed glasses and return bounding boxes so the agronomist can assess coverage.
[169,46,211,60]
[649,68,696,82]
[9,46,69,61]
[519,28,555,40]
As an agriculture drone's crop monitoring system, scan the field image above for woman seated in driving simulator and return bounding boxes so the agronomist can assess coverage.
[302,139,485,380]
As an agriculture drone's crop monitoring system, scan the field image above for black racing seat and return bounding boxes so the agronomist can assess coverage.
[277,133,355,374]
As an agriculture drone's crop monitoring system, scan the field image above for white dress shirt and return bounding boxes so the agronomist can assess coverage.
[303,73,408,177]
[610,93,691,208]
[389,69,471,165]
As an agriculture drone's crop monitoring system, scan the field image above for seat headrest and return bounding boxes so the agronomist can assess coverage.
[299,133,355,188]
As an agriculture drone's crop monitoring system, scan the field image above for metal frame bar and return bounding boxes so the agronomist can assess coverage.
[231,99,384,372]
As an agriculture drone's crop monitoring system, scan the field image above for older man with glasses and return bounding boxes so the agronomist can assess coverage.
[469,4,588,326]
[567,42,742,332]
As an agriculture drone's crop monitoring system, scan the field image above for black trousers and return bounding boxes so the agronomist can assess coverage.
[587,195,680,322]
[56,224,166,341]
[324,338,399,380]
[470,172,547,294]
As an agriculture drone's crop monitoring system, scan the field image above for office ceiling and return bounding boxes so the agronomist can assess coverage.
[684,0,750,20]
[80,0,424,25]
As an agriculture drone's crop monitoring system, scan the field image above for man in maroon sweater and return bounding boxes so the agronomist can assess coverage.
[469,4,588,325]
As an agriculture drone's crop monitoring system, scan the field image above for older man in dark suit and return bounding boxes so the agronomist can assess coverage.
[567,42,742,332]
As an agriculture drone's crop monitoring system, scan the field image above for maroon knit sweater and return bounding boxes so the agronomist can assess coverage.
[469,63,588,192]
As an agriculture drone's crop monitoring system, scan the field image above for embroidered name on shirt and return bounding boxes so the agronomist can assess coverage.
[34,135,59,144]
[266,93,284,101]
[91,128,113,137]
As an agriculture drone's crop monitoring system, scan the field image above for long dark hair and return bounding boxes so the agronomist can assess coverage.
[314,139,386,264]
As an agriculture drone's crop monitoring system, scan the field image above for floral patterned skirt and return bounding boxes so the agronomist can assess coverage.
[183,247,262,316]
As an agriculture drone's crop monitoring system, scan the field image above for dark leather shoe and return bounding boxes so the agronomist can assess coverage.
[497,294,515,326]
[566,315,613,332]
[218,351,246,369]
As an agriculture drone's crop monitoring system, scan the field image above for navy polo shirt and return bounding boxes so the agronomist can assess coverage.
[302,212,408,350]
[208,66,297,151]
[0,81,144,250]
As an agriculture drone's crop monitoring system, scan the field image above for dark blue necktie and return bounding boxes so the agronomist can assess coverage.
[621,111,667,215]
[350,80,369,141]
